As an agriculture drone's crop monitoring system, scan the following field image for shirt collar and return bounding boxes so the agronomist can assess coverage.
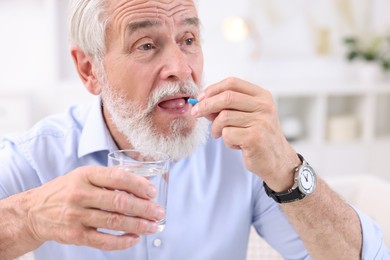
[78,97,118,158]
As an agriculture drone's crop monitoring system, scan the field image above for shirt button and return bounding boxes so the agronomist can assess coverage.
[153,238,162,247]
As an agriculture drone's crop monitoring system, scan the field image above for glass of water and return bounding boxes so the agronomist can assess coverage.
[108,149,170,232]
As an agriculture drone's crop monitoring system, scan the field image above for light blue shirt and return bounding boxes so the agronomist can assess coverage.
[0,98,388,259]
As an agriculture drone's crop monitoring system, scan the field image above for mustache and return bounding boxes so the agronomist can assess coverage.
[146,80,201,113]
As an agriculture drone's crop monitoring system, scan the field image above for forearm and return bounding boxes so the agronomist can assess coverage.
[0,191,42,260]
[281,178,362,259]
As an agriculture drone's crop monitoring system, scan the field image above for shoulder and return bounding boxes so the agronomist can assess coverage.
[0,103,94,184]
[4,103,92,150]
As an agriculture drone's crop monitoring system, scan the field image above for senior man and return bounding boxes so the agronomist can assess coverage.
[0,0,389,259]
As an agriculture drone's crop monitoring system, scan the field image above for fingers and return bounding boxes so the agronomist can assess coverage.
[220,126,260,151]
[209,110,255,139]
[90,189,165,222]
[82,208,160,235]
[27,167,165,251]
[87,231,140,251]
[73,166,165,230]
[77,167,165,225]
[86,166,157,200]
[187,77,296,180]
[191,78,274,119]
[70,227,141,251]
[192,91,261,118]
[191,77,276,140]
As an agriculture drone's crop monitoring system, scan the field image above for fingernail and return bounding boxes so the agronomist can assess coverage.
[147,185,157,198]
[147,222,159,233]
[155,206,165,220]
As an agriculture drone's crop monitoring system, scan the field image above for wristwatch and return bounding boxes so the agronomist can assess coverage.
[263,154,317,203]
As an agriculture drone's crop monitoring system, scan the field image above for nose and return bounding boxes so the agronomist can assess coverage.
[159,44,192,81]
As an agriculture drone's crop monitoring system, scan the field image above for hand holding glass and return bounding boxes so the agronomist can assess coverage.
[108,149,170,232]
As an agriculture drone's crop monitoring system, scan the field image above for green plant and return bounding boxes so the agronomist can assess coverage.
[379,36,390,71]
[344,35,390,72]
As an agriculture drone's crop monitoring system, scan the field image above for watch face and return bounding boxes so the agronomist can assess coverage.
[298,165,316,195]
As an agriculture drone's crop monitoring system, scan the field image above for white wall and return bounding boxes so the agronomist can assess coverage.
[0,0,93,135]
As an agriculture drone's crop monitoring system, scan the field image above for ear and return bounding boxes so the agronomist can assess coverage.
[70,45,102,95]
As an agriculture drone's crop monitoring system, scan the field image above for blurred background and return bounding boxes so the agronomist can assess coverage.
[1,0,390,181]
[1,1,390,258]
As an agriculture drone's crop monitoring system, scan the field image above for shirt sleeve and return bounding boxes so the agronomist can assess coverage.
[251,178,311,259]
[354,206,390,259]
[0,137,41,199]
[251,180,390,260]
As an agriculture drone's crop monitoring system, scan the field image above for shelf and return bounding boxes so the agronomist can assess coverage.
[325,95,364,143]
[277,95,320,143]
[375,93,390,138]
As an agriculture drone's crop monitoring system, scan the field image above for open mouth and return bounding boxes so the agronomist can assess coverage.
[158,96,191,110]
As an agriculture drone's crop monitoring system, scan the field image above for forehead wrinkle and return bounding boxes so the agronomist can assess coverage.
[154,2,198,18]
[125,14,199,36]
[109,1,159,30]
[111,0,195,21]
[107,0,199,43]
[112,5,150,27]
[152,3,200,30]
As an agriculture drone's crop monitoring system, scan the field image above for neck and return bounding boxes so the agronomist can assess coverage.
[102,104,133,150]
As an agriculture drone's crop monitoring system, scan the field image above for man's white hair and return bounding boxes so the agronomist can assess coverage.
[69,0,108,63]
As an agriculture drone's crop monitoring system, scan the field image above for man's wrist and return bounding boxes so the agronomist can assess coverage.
[0,191,43,258]
[264,154,317,204]
[264,153,301,192]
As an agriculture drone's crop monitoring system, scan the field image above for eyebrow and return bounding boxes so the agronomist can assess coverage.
[126,16,200,35]
[181,17,200,27]
[127,20,162,34]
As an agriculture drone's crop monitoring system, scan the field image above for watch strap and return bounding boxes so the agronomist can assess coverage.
[263,153,307,204]
[263,182,305,203]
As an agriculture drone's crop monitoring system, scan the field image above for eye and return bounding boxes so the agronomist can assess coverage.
[184,37,194,46]
[138,43,155,51]
[180,32,197,46]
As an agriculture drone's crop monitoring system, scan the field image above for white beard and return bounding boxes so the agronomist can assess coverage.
[101,79,209,161]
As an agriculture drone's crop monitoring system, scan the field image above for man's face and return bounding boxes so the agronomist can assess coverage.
[102,0,203,138]
[95,0,207,159]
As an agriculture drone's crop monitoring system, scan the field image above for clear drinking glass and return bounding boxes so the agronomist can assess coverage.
[108,149,170,232]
